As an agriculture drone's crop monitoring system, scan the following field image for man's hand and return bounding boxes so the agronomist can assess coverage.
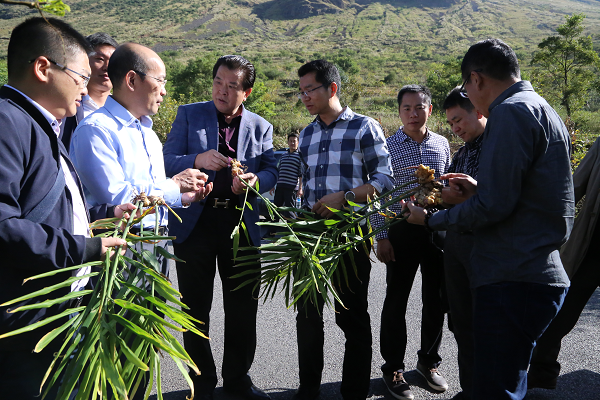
[100,237,127,261]
[312,191,345,219]
[403,200,427,226]
[194,149,229,171]
[232,172,258,195]
[440,173,477,204]
[269,187,275,196]
[297,186,303,197]
[114,202,149,230]
[376,238,395,263]
[172,169,209,193]
[182,182,214,203]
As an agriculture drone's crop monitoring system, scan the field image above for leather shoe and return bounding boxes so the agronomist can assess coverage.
[224,384,271,400]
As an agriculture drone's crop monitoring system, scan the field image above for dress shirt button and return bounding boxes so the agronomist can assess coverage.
[322,147,325,151]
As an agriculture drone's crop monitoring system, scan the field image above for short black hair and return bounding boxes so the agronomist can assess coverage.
[287,132,299,140]
[397,84,432,107]
[86,32,118,52]
[461,38,520,82]
[443,86,475,112]
[298,60,341,98]
[212,55,255,90]
[7,17,91,82]
[107,43,150,88]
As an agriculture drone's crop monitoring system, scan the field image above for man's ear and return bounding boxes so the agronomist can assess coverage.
[476,110,484,119]
[125,70,137,92]
[472,71,484,91]
[242,87,252,102]
[32,56,51,83]
[330,82,338,98]
[427,103,433,116]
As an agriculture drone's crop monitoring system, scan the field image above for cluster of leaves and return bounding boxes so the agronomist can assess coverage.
[0,201,205,400]
[230,178,421,309]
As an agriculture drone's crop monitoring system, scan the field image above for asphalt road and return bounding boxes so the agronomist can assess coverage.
[150,247,600,400]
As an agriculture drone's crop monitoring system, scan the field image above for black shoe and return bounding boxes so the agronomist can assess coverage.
[224,384,271,400]
[416,362,448,392]
[527,374,557,390]
[292,385,320,400]
[382,370,413,400]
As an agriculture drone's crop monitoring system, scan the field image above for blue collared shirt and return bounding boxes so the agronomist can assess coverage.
[298,106,393,208]
[429,81,573,288]
[370,127,450,240]
[71,96,181,228]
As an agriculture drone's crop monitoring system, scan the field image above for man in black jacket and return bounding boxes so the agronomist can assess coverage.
[0,18,126,399]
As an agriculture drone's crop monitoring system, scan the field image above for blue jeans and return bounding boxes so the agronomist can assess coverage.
[472,282,567,400]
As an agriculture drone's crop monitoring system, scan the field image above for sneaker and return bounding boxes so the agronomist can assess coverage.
[416,362,448,392]
[382,370,414,400]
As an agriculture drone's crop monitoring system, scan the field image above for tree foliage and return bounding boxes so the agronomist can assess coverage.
[0,0,70,16]
[425,57,462,111]
[530,14,600,116]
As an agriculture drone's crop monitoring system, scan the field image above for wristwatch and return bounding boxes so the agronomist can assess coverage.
[344,190,356,204]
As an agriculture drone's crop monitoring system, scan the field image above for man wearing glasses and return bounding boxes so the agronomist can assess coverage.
[0,18,128,398]
[163,55,277,400]
[406,39,573,400]
[294,59,393,400]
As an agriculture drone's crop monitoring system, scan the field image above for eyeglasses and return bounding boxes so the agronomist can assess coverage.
[47,58,90,88]
[297,85,324,99]
[134,70,168,86]
[459,69,483,98]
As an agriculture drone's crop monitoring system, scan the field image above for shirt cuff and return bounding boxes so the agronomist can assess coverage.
[161,178,183,207]
[428,209,447,231]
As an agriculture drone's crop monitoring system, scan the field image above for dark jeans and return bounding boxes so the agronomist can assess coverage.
[529,222,600,383]
[274,184,297,219]
[380,221,445,374]
[444,231,475,399]
[173,207,259,394]
[296,242,373,400]
[472,282,567,400]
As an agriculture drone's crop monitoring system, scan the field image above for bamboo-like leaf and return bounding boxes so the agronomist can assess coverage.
[113,299,186,332]
[8,289,93,313]
[0,306,85,339]
[154,245,185,262]
[34,315,78,353]
[100,335,129,400]
[22,262,103,283]
[0,273,97,307]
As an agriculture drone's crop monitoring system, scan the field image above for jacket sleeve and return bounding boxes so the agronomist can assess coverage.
[163,105,197,177]
[254,122,278,194]
[572,137,600,203]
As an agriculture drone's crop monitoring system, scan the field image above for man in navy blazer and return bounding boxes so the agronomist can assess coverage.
[0,18,126,399]
[163,55,277,400]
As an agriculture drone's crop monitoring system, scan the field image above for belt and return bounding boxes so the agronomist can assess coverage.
[210,198,239,209]
[130,226,168,236]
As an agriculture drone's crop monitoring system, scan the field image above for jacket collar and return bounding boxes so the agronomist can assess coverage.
[489,80,534,114]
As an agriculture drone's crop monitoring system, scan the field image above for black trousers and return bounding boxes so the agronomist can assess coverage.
[529,221,600,382]
[380,220,445,373]
[274,184,296,219]
[296,242,373,400]
[0,350,61,400]
[444,230,475,399]
[173,207,259,394]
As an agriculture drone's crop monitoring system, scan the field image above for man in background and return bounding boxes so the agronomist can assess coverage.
[61,32,118,150]
[440,86,486,400]
[271,132,304,216]
[371,84,450,400]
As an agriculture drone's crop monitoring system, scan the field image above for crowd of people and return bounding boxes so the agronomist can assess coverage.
[0,15,597,400]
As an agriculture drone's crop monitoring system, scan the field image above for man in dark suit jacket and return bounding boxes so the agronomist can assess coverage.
[163,55,278,400]
[0,18,126,399]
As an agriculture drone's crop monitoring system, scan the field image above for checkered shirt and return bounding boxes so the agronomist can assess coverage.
[370,127,451,240]
[448,133,484,179]
[298,106,393,209]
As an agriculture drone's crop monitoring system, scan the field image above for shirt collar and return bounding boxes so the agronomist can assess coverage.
[5,84,62,136]
[489,80,534,113]
[396,126,431,143]
[315,105,353,128]
[104,95,153,129]
[465,132,484,150]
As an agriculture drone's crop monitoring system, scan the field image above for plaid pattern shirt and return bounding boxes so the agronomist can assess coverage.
[298,106,393,209]
[448,133,484,179]
[370,127,451,240]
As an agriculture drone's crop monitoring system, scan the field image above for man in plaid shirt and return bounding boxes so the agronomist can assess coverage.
[294,60,393,400]
[370,85,450,400]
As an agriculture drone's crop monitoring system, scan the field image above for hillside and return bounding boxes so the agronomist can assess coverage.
[1,0,600,70]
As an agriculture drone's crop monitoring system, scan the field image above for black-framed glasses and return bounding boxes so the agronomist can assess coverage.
[134,70,168,86]
[459,69,483,98]
[43,58,90,88]
[297,85,324,99]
